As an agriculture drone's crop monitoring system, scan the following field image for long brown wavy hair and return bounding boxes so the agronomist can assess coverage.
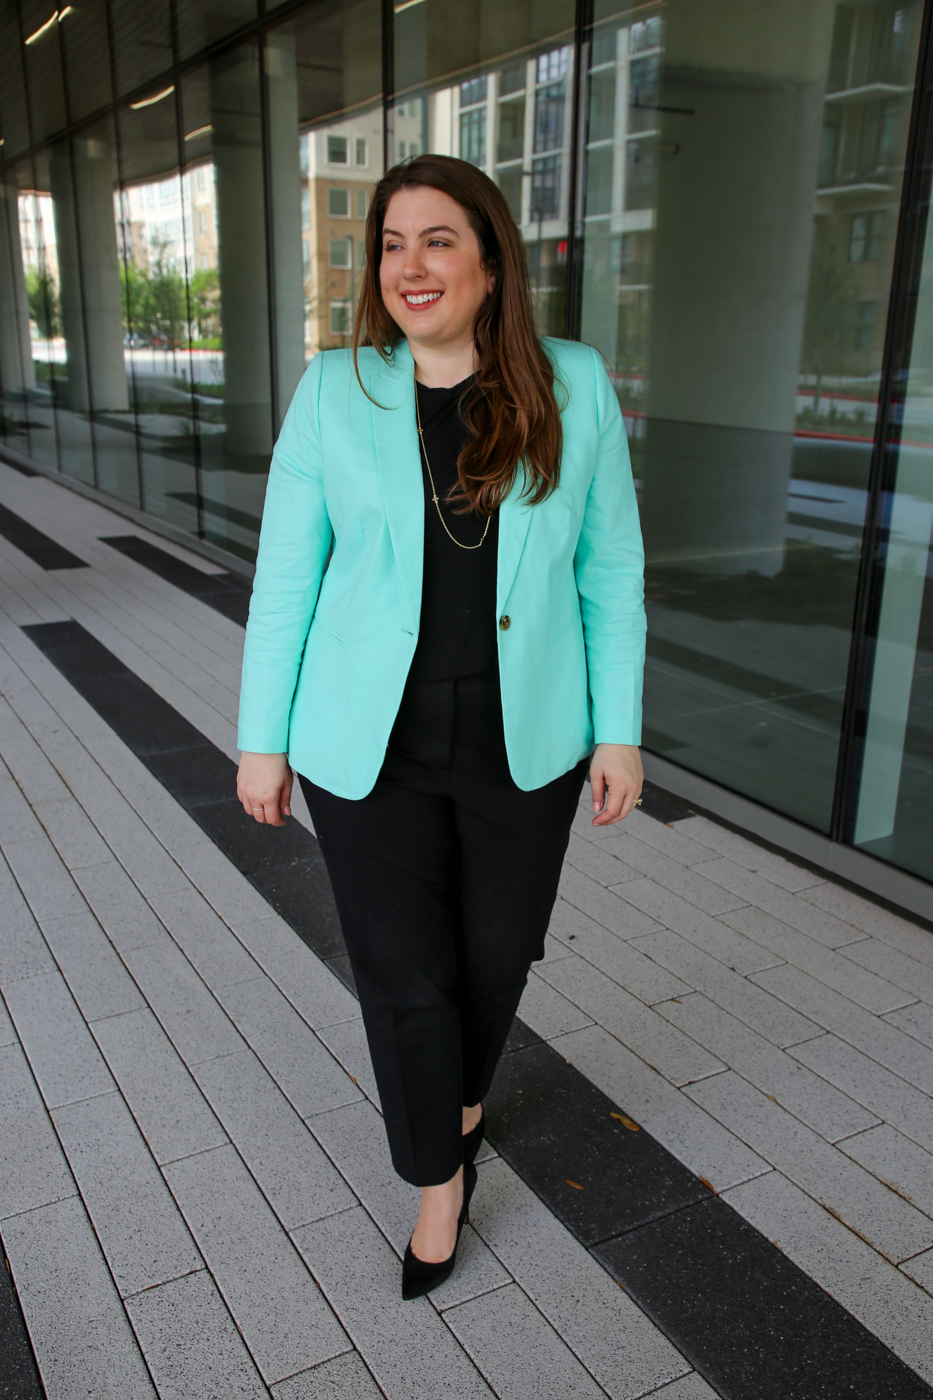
[353,154,563,515]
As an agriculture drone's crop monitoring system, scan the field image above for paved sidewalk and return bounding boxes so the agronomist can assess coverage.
[0,458,931,1399]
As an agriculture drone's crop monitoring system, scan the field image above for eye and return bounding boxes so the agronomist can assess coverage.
[427,238,449,247]
[383,240,402,252]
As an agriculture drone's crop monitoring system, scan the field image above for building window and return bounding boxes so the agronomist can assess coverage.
[195,168,205,193]
[299,134,309,177]
[328,187,350,217]
[302,239,311,273]
[850,211,884,262]
[818,121,840,188]
[330,300,351,335]
[460,107,486,167]
[537,47,569,83]
[584,145,613,217]
[355,137,367,166]
[355,188,368,219]
[855,300,876,349]
[497,166,523,221]
[497,95,525,163]
[631,16,661,52]
[629,56,659,134]
[530,155,560,220]
[500,64,525,96]
[535,83,565,154]
[625,139,655,211]
[301,187,310,231]
[329,238,351,268]
[461,76,488,108]
[198,211,207,234]
[200,252,209,270]
[327,135,349,164]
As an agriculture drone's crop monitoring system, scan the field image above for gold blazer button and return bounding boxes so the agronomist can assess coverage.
[499,615,511,631]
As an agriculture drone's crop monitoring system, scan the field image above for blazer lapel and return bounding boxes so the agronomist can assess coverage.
[372,341,424,631]
[497,474,534,615]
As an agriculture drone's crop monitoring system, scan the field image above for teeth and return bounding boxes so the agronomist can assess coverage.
[404,292,442,305]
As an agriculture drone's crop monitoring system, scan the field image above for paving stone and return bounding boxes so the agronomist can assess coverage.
[0,701,73,808]
[538,957,725,1087]
[688,858,873,950]
[603,834,750,916]
[175,839,282,928]
[788,1032,933,1154]
[3,1194,157,1398]
[39,906,145,1022]
[900,1249,933,1295]
[1,835,89,925]
[630,929,818,1047]
[0,1042,76,1219]
[563,832,641,886]
[553,1025,772,1194]
[91,1007,228,1164]
[835,1123,933,1219]
[192,1048,355,1230]
[0,872,56,983]
[71,856,171,955]
[0,990,15,1045]
[125,1266,267,1399]
[292,1205,495,1400]
[839,938,933,1007]
[145,884,262,990]
[674,816,825,892]
[686,1071,930,1263]
[610,879,780,975]
[724,1170,933,1385]
[750,962,933,1093]
[32,796,113,871]
[121,938,244,1066]
[798,882,933,965]
[165,1142,350,1384]
[596,811,715,867]
[472,1157,691,1399]
[4,970,115,1108]
[271,1350,381,1399]
[883,1001,933,1051]
[557,865,663,939]
[0,753,46,841]
[518,970,595,1040]
[53,1089,203,1296]
[316,1015,381,1108]
[216,974,363,1119]
[547,899,691,1004]
[445,1281,607,1399]
[644,1374,721,1400]
[655,993,878,1141]
[233,913,360,1029]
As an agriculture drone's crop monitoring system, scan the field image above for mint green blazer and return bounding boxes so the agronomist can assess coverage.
[237,336,646,798]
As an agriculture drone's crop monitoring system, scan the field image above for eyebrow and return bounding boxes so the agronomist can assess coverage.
[382,224,460,239]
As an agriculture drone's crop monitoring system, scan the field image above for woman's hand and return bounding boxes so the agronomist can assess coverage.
[589,744,643,826]
[237,752,293,826]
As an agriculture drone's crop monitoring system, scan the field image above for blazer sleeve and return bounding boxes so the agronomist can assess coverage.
[237,354,333,754]
[572,346,647,746]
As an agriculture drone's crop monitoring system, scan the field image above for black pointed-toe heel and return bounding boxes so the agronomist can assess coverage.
[462,1108,485,1169]
[402,1164,478,1301]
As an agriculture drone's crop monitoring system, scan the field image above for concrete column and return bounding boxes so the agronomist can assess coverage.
[49,137,128,414]
[0,184,35,395]
[640,0,836,575]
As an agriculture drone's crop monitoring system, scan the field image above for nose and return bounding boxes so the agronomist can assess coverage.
[401,245,426,282]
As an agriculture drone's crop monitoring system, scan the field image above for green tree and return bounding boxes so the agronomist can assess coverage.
[26,267,60,338]
[188,266,220,341]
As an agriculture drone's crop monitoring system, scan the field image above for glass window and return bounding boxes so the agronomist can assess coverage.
[356,188,369,219]
[534,83,565,153]
[460,107,486,167]
[330,300,351,335]
[301,187,310,231]
[355,137,368,166]
[497,94,525,165]
[329,238,351,267]
[328,135,349,164]
[461,76,488,107]
[328,187,350,216]
[175,0,258,64]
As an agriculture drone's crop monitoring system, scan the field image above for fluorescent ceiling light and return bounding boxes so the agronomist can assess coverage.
[394,0,425,11]
[25,12,59,44]
[130,86,175,110]
[184,125,212,141]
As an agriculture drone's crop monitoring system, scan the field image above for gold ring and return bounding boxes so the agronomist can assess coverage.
[634,798,643,806]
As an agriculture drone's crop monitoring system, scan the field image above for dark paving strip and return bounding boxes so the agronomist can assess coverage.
[99,535,252,628]
[21,618,933,1400]
[0,1231,45,1399]
[0,502,87,571]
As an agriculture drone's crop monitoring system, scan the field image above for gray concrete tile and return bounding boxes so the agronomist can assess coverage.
[444,1282,607,1399]
[0,1041,76,1219]
[271,1351,381,1400]
[537,931,574,963]
[630,928,818,1047]
[518,970,595,1040]
[316,1015,381,1108]
[1,835,89,925]
[687,858,869,949]
[215,975,362,1119]
[233,913,360,1030]
[0,989,15,1045]
[557,864,664,939]
[77,785,192,902]
[750,962,933,1093]
[3,1194,157,1397]
[603,832,750,916]
[0,700,73,808]
[788,1032,933,1154]
[192,1049,356,1230]
[125,1266,267,1399]
[471,1157,691,1399]
[553,1025,770,1193]
[610,879,780,975]
[0,870,56,983]
[798,882,933,965]
[547,899,691,1004]
[32,796,113,871]
[121,939,244,1066]
[685,1071,930,1263]
[900,1249,933,1295]
[4,970,115,1108]
[292,1205,495,1399]
[674,816,825,892]
[538,957,724,1087]
[39,907,145,1022]
[655,993,878,1141]
[643,1375,720,1400]
[722,905,913,1015]
[165,1143,350,1384]
[883,1001,933,1051]
[146,885,261,990]
[836,1123,933,1219]
[92,1007,228,1164]
[175,840,282,928]
[0,754,46,842]
[724,1170,933,1384]
[839,937,933,1007]
[596,810,715,866]
[53,1089,203,1296]
[564,832,641,886]
[72,857,172,955]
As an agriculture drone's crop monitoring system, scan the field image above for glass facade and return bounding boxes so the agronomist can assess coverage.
[0,0,930,891]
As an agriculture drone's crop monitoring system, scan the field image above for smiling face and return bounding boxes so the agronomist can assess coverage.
[378,186,496,360]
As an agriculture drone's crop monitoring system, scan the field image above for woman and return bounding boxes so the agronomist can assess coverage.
[237,154,646,1299]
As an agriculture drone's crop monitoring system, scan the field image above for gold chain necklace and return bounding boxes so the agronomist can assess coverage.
[414,372,490,551]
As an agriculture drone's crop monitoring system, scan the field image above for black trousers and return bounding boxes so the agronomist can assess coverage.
[299,674,587,1187]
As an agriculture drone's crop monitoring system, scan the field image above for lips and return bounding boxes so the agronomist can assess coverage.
[402,290,443,307]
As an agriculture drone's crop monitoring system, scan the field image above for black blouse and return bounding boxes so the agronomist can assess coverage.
[407,377,500,682]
